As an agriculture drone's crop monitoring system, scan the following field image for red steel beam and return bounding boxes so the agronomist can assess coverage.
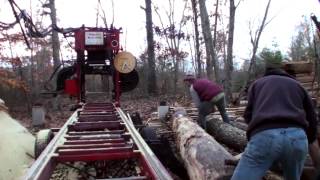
[64,138,125,145]
[58,146,133,155]
[55,151,139,162]
[68,121,123,131]
[83,107,115,110]
[80,109,116,112]
[138,154,158,180]
[78,115,118,122]
[57,142,128,150]
[64,134,122,140]
[67,129,125,135]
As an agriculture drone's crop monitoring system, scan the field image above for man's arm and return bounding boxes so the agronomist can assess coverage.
[303,92,318,144]
[190,85,201,108]
[243,84,254,124]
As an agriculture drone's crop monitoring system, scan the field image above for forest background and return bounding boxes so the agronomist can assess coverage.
[0,0,320,112]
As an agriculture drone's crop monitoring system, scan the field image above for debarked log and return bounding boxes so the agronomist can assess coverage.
[172,109,236,180]
[206,115,247,151]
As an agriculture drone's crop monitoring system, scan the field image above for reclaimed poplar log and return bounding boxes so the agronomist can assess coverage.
[296,75,314,83]
[283,61,313,74]
[172,108,236,180]
[229,121,248,131]
[206,115,247,151]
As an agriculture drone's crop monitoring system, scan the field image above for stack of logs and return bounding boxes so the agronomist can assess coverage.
[282,61,319,105]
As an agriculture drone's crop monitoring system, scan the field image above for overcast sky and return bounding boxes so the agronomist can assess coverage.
[1,0,320,65]
[235,0,320,61]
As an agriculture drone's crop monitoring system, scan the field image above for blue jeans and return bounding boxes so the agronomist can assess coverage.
[231,128,308,180]
[198,95,230,130]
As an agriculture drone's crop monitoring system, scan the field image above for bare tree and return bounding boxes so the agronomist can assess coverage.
[212,0,219,54]
[153,0,188,95]
[198,0,220,81]
[190,0,202,78]
[247,0,272,80]
[234,0,272,104]
[224,0,241,102]
[311,15,320,94]
[144,0,158,95]
[48,0,61,69]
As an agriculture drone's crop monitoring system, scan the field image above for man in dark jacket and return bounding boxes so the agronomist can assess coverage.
[184,75,230,130]
[231,65,317,180]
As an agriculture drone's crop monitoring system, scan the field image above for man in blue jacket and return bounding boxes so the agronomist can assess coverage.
[231,62,317,180]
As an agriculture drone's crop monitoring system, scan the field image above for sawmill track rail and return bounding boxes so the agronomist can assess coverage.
[24,102,172,180]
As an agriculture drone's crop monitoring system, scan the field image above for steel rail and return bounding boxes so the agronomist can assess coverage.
[116,108,173,180]
[23,110,79,180]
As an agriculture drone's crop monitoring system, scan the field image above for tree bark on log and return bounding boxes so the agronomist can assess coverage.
[172,110,236,180]
[206,115,247,151]
[229,121,248,131]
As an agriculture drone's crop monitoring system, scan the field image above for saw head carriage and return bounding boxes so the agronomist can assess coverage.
[56,26,138,106]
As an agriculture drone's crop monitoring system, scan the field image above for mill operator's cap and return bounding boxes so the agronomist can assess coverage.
[183,74,195,81]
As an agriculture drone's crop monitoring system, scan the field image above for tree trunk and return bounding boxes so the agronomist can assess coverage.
[247,0,271,81]
[191,0,202,78]
[229,121,247,131]
[49,0,61,110]
[49,0,61,70]
[173,61,178,96]
[311,15,320,93]
[235,0,271,104]
[198,0,220,82]
[206,115,247,151]
[172,109,235,180]
[315,42,320,95]
[145,0,158,96]
[225,0,236,103]
[212,0,219,54]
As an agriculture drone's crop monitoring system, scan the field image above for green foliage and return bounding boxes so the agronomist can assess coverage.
[254,47,284,77]
[260,47,283,66]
